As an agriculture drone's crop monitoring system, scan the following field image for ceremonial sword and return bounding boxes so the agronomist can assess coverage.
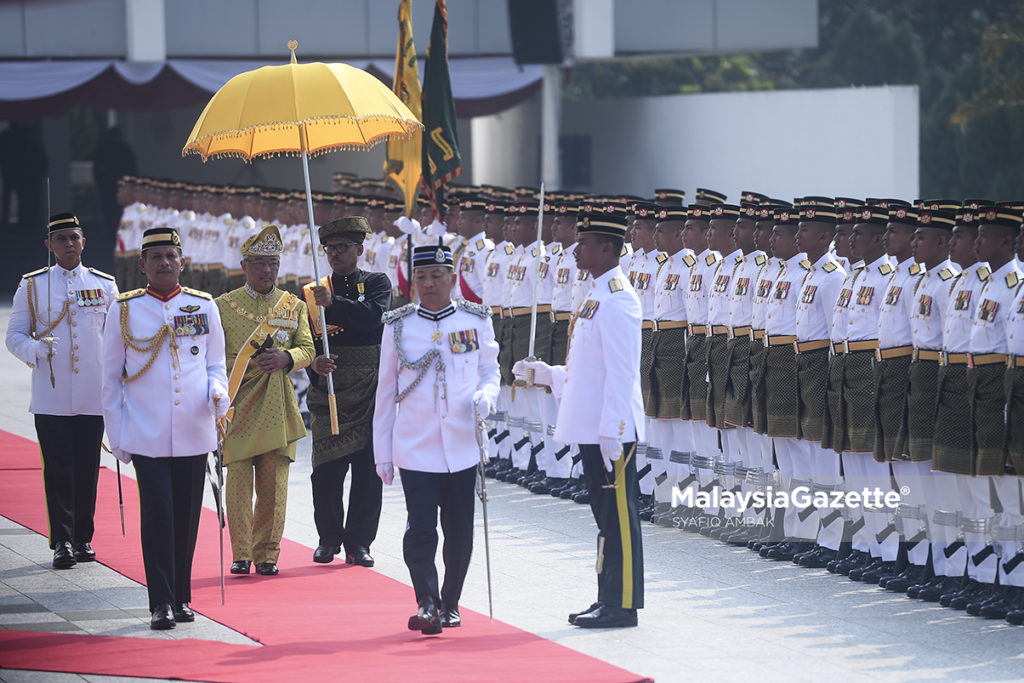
[474,402,494,622]
[209,397,227,605]
[43,177,55,388]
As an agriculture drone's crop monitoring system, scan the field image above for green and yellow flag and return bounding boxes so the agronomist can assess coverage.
[421,0,462,218]
[385,0,422,217]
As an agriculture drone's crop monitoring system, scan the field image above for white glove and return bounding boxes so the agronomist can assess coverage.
[394,216,421,235]
[512,359,553,386]
[473,390,495,419]
[35,336,58,360]
[423,219,447,237]
[208,389,229,418]
[376,462,395,485]
[599,437,622,472]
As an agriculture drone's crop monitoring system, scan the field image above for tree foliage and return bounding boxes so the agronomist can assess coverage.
[564,0,1024,199]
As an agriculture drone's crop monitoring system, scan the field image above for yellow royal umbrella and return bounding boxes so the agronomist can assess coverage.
[183,41,423,435]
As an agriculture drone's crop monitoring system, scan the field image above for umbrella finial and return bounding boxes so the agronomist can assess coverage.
[288,40,298,64]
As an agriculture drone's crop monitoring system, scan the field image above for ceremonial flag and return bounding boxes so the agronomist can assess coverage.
[421,0,462,219]
[385,0,423,217]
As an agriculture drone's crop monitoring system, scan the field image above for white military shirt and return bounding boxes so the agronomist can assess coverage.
[651,248,691,322]
[481,240,515,310]
[911,259,959,352]
[550,242,579,313]
[685,249,723,326]
[795,252,846,342]
[6,264,118,415]
[943,262,990,352]
[101,285,228,461]
[373,299,501,473]
[969,259,1023,355]
[728,250,767,329]
[549,266,646,444]
[764,253,807,337]
[835,254,891,342]
[708,249,743,328]
[751,257,782,333]
[455,232,494,304]
[877,257,924,349]
[1008,279,1024,356]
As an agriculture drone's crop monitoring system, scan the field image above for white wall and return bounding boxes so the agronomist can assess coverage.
[472,85,920,202]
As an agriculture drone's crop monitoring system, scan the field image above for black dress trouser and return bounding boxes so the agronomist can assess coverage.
[132,453,206,612]
[399,465,477,608]
[34,414,104,548]
[579,442,645,610]
[310,442,382,553]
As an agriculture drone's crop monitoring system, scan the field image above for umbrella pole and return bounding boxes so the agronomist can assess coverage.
[300,144,340,436]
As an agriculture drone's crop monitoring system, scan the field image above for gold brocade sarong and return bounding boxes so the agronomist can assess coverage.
[308,344,381,469]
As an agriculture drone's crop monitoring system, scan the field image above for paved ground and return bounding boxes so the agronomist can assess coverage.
[1,302,1022,683]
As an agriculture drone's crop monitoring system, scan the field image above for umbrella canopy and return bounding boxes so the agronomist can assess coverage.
[182,52,422,161]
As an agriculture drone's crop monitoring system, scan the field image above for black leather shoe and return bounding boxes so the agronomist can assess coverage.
[439,604,461,628]
[52,541,76,569]
[848,557,883,581]
[230,560,252,575]
[255,562,279,576]
[72,542,96,562]
[860,561,896,585]
[800,547,838,569]
[919,575,962,602]
[568,601,601,624]
[346,547,375,567]
[408,598,442,635]
[885,564,926,593]
[573,604,638,629]
[836,550,871,576]
[313,545,337,563]
[151,604,176,630]
[173,603,195,622]
[572,490,590,504]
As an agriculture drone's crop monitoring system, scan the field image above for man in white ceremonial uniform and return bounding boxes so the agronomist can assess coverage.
[6,212,118,569]
[373,245,500,635]
[516,205,645,629]
[101,226,228,630]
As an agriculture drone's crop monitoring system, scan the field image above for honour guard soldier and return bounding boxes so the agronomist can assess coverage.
[954,204,1024,616]
[373,245,500,634]
[719,202,770,544]
[682,205,722,531]
[760,207,812,560]
[872,204,929,590]
[517,204,645,628]
[215,226,315,576]
[101,226,228,630]
[833,204,897,582]
[645,205,692,527]
[6,212,118,568]
[453,195,494,304]
[1004,222,1024,625]
[791,202,847,567]
[901,208,959,598]
[304,217,392,567]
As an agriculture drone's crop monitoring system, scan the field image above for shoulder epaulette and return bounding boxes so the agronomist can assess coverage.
[531,247,538,258]
[854,263,866,270]
[620,245,629,257]
[88,267,116,281]
[551,243,562,255]
[456,299,491,318]
[937,267,955,281]
[382,303,416,324]
[755,254,767,266]
[822,261,838,273]
[476,238,487,251]
[383,235,395,244]
[656,253,668,265]
[682,253,697,268]
[1007,271,1020,288]
[978,266,991,282]
[504,244,514,255]
[116,288,146,301]
[181,286,213,300]
[799,259,812,270]
[879,263,893,276]
[909,263,922,276]
[706,253,719,266]
[608,277,624,293]
[22,266,49,279]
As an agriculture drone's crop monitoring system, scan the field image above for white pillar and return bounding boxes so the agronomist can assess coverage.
[125,0,166,62]
[540,64,561,190]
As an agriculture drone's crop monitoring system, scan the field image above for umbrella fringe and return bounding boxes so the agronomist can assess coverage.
[183,133,419,163]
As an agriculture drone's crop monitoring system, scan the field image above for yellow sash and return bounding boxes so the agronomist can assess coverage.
[225,290,299,420]
[302,276,342,336]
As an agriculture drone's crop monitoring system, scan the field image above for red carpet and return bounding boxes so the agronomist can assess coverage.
[0,429,651,682]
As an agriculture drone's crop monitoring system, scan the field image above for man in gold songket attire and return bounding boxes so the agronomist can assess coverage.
[215,225,315,576]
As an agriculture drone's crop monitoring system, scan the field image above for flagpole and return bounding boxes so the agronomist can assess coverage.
[299,125,340,436]
[526,183,545,360]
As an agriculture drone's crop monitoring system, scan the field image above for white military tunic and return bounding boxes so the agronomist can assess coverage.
[374,300,501,474]
[7,264,118,416]
[101,286,228,462]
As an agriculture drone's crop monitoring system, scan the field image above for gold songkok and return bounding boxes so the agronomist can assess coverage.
[241,225,284,257]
